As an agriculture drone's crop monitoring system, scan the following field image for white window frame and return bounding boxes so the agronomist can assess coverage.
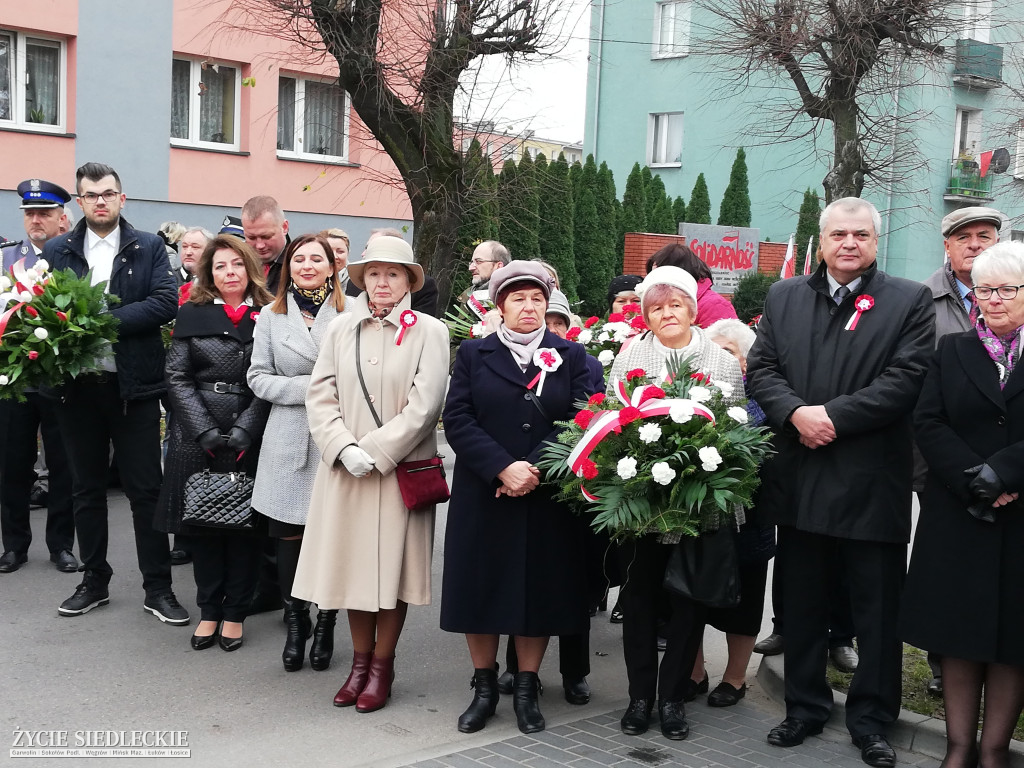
[652,0,691,59]
[962,0,992,42]
[1014,123,1024,180]
[170,57,242,151]
[647,111,684,167]
[276,74,350,163]
[953,107,983,161]
[0,30,67,133]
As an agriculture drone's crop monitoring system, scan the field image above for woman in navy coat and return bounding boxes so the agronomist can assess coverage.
[903,242,1024,768]
[441,262,595,736]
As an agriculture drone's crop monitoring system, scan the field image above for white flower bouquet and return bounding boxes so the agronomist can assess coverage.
[537,356,773,539]
[565,302,647,368]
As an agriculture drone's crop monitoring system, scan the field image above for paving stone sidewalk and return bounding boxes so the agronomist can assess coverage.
[402,702,941,768]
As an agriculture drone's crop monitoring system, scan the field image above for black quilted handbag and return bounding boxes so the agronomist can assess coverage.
[181,466,256,530]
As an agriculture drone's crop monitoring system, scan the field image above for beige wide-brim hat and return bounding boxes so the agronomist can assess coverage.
[348,236,425,293]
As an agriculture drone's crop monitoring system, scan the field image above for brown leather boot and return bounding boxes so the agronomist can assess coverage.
[333,650,373,707]
[355,654,395,713]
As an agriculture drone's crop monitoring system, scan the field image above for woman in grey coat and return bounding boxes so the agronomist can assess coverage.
[248,234,346,672]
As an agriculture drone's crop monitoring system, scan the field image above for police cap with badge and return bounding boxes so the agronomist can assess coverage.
[17,178,72,209]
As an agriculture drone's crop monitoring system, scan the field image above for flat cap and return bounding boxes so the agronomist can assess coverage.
[941,206,1007,238]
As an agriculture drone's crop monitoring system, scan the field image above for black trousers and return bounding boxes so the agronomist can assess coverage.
[778,526,905,738]
[0,395,74,555]
[190,533,262,623]
[619,536,706,702]
[54,380,172,595]
[770,528,855,646]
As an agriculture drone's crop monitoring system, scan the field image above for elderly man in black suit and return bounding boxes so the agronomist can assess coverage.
[747,197,934,768]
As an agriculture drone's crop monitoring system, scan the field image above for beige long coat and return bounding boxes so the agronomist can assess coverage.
[292,293,449,611]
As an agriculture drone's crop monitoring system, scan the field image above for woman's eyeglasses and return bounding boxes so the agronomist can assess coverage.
[973,284,1024,301]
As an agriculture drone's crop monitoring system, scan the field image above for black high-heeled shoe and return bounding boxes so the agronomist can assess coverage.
[281,599,311,671]
[309,610,337,671]
[219,623,244,652]
[191,631,217,651]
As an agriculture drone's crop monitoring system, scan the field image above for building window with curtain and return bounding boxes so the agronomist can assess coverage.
[277,75,349,163]
[653,0,691,59]
[170,57,241,150]
[648,112,684,166]
[0,30,65,132]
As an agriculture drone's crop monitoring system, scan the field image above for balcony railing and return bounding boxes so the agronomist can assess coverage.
[944,159,995,203]
[953,39,1003,89]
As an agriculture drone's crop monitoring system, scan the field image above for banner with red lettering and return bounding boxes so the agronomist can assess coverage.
[678,224,759,292]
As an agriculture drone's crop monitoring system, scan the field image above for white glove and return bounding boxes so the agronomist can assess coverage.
[339,445,376,477]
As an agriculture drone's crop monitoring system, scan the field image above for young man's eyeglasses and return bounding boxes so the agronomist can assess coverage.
[78,191,120,204]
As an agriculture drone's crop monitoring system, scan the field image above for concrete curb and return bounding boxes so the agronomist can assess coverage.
[756,652,1024,766]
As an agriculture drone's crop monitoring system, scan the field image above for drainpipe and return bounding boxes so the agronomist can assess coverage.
[881,57,906,272]
[589,0,605,157]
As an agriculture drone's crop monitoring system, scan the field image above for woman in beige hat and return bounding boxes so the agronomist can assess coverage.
[292,236,449,714]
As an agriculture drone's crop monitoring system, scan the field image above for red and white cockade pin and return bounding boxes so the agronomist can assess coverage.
[845,295,874,331]
[527,348,563,396]
[395,309,417,345]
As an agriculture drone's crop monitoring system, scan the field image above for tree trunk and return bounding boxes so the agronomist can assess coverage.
[822,101,866,203]
[409,178,465,313]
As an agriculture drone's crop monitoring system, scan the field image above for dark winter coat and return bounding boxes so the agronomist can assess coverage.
[901,332,1024,664]
[154,302,270,534]
[440,330,595,636]
[45,218,177,400]
[746,262,934,543]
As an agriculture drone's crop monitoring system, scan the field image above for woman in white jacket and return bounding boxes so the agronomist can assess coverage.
[247,233,345,672]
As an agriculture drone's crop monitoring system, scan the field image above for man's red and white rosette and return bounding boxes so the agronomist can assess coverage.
[395,309,417,345]
[844,294,874,331]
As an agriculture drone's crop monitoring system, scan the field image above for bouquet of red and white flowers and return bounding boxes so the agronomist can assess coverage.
[537,356,773,539]
[0,258,119,401]
[566,302,648,368]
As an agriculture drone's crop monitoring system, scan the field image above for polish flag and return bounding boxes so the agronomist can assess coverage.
[780,234,796,279]
[803,236,815,275]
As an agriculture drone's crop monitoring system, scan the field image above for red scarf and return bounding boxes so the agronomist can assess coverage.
[223,304,249,326]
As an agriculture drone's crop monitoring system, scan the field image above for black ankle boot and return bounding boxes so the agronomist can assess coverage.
[457,668,499,733]
[309,610,337,671]
[512,671,545,734]
[281,600,312,672]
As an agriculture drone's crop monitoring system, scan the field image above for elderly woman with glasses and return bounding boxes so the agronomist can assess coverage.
[903,241,1024,768]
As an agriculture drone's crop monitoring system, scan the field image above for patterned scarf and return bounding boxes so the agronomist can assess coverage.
[367,300,394,320]
[974,313,1021,389]
[496,323,544,371]
[291,283,331,317]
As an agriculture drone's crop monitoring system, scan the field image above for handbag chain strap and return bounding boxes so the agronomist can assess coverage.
[354,325,384,429]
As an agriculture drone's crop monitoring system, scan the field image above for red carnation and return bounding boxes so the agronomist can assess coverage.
[580,459,598,480]
[608,312,625,323]
[626,368,646,381]
[690,372,706,383]
[55,311,68,322]
[32,284,45,296]
[630,315,648,331]
[565,327,581,341]
[619,406,642,424]
[584,316,599,328]
[622,302,641,314]
[24,305,38,317]
[574,410,595,428]
[587,393,605,406]
[638,386,666,405]
[28,350,39,360]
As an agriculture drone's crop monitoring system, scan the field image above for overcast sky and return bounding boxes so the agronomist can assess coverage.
[458,1,591,144]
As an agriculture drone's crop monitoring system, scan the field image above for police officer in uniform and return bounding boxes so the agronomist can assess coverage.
[0,179,77,574]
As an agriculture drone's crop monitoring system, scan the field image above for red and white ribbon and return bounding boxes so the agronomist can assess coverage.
[566,395,715,480]
[528,348,563,396]
[844,294,874,331]
[395,310,417,345]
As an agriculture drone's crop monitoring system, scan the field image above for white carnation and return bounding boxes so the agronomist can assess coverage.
[638,423,662,444]
[33,327,48,340]
[0,276,11,291]
[670,402,694,423]
[0,375,8,385]
[717,381,734,398]
[727,406,748,424]
[598,329,613,343]
[598,349,614,367]
[698,446,723,472]
[689,386,712,403]
[651,461,676,485]
[577,329,593,344]
[616,456,638,480]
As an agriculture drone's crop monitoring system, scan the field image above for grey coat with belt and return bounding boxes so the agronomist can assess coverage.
[247,295,344,524]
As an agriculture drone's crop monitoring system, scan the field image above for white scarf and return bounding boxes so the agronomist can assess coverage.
[497,323,545,371]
